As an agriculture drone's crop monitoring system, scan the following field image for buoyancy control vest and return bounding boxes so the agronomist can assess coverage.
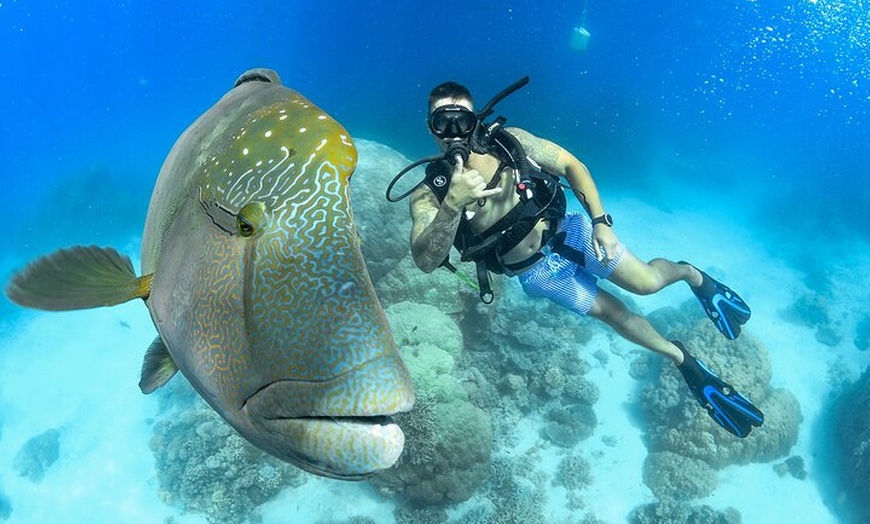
[422,126,567,302]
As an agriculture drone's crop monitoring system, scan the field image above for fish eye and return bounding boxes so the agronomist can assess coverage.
[237,216,256,237]
[236,202,267,237]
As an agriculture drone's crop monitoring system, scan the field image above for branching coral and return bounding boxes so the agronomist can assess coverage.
[150,382,304,524]
[554,453,593,491]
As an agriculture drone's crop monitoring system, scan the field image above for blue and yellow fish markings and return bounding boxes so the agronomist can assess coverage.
[6,68,415,480]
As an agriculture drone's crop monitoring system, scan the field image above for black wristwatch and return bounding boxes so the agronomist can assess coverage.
[591,213,614,227]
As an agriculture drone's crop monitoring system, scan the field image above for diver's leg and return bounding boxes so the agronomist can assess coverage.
[607,249,703,295]
[588,287,683,364]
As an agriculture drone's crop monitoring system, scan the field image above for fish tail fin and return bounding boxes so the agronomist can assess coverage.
[5,245,152,311]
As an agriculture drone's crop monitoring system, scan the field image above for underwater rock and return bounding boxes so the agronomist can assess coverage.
[815,325,842,347]
[12,429,60,483]
[150,381,305,524]
[638,319,801,470]
[783,292,830,328]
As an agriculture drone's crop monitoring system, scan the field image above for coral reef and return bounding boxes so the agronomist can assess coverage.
[484,455,548,524]
[456,281,600,449]
[351,139,598,519]
[394,505,448,524]
[642,451,717,500]
[374,253,480,316]
[554,452,593,511]
[630,501,741,524]
[828,365,870,523]
[542,404,597,448]
[773,455,807,480]
[349,139,424,284]
[150,381,305,524]
[12,428,60,482]
[321,517,380,524]
[638,319,801,469]
[781,292,842,347]
[372,301,492,506]
[634,314,801,518]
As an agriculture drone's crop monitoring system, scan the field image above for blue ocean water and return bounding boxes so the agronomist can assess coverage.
[2,1,870,523]
[1,0,867,259]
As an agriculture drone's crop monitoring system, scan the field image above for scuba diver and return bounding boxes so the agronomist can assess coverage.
[388,77,764,438]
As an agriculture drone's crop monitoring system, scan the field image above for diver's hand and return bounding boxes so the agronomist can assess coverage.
[443,155,503,211]
[593,224,619,263]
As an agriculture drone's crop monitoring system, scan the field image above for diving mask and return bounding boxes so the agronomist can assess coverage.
[427,104,478,139]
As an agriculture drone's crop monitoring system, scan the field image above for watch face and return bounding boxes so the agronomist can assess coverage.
[603,213,613,226]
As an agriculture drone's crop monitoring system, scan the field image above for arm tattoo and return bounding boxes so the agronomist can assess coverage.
[507,127,561,170]
[410,189,462,272]
[575,189,591,215]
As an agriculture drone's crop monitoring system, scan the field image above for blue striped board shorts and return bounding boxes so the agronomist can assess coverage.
[518,211,625,315]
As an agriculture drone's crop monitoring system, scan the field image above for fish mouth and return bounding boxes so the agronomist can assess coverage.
[254,412,404,480]
[241,373,413,479]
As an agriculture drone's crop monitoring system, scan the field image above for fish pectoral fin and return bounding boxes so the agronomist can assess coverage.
[139,336,179,394]
[5,245,151,311]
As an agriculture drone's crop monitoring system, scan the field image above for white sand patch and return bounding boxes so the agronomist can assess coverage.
[260,477,395,523]
[0,302,185,524]
[577,332,654,522]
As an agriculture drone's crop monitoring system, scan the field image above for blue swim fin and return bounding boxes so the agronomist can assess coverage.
[681,262,751,340]
[674,341,764,438]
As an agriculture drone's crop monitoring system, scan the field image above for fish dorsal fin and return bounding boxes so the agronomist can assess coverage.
[5,245,152,311]
[139,336,179,394]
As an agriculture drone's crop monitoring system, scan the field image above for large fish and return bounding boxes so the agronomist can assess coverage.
[6,68,415,480]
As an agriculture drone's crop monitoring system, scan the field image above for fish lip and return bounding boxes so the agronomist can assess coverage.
[241,393,406,480]
[241,378,411,420]
[259,413,396,427]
